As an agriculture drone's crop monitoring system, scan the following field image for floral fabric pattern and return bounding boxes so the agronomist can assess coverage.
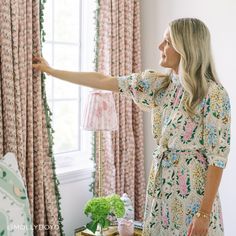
[96,0,146,220]
[118,70,231,236]
[0,1,62,235]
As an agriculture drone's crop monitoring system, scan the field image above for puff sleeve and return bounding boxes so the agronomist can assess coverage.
[117,70,164,111]
[203,83,231,168]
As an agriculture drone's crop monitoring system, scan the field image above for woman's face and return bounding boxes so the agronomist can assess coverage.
[158,28,180,74]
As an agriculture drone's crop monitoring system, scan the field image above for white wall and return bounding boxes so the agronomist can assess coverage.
[140,1,159,181]
[140,0,236,235]
[58,169,93,236]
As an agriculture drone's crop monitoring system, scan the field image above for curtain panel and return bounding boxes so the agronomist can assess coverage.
[0,0,63,235]
[95,0,146,220]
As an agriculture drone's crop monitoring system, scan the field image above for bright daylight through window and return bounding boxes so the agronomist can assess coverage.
[42,0,95,173]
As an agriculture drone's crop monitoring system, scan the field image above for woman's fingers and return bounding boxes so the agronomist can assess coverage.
[32,63,40,70]
[33,56,42,63]
[33,56,48,64]
[32,56,50,72]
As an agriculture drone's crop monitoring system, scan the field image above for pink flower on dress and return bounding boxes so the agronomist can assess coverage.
[196,152,207,165]
[183,121,196,141]
[161,207,169,226]
[173,90,181,107]
[219,207,224,227]
[178,170,188,196]
[129,86,138,97]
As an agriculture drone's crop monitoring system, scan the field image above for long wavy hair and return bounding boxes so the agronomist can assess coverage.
[157,18,219,117]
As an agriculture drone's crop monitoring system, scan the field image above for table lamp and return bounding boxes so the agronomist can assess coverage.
[82,90,118,196]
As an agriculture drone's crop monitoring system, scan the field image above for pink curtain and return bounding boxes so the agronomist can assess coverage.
[95,0,146,220]
[0,0,62,235]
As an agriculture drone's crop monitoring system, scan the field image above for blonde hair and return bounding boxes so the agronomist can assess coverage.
[158,18,219,117]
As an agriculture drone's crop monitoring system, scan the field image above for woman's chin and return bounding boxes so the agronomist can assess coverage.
[159,61,168,68]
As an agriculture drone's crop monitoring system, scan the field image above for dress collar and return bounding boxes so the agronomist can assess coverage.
[170,73,181,86]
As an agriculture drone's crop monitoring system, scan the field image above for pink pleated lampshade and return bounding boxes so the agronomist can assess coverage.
[82,91,118,131]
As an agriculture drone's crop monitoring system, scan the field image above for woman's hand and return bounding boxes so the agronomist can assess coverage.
[187,216,210,236]
[33,56,52,74]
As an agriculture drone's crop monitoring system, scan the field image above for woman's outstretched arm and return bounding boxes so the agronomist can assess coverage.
[32,57,119,92]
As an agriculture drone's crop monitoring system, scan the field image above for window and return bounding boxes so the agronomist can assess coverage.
[42,0,96,173]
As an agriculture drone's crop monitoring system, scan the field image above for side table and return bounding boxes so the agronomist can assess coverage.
[74,226,143,236]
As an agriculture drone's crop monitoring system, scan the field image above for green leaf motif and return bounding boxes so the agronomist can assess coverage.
[3,171,7,178]
[104,219,110,228]
[199,139,204,145]
[177,115,183,123]
[186,158,192,165]
[149,91,154,96]
[86,221,98,234]
[142,100,149,105]
[213,112,219,119]
[166,193,172,199]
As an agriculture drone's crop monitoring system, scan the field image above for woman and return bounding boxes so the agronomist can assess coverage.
[33,18,231,236]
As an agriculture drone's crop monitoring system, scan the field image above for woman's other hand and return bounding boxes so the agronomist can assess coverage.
[187,216,210,236]
[33,56,52,74]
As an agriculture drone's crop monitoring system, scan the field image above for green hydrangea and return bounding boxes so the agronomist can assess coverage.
[84,194,125,233]
[106,194,125,218]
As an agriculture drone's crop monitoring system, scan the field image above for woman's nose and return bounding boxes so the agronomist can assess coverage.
[158,41,164,51]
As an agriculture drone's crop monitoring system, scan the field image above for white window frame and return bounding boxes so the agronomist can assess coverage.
[43,0,96,175]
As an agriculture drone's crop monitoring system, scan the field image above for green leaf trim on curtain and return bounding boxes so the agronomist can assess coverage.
[89,0,101,197]
[39,0,65,235]
[94,0,100,72]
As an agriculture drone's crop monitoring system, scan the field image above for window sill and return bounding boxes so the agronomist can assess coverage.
[57,166,94,185]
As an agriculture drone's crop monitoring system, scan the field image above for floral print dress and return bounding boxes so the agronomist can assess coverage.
[117,70,231,236]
